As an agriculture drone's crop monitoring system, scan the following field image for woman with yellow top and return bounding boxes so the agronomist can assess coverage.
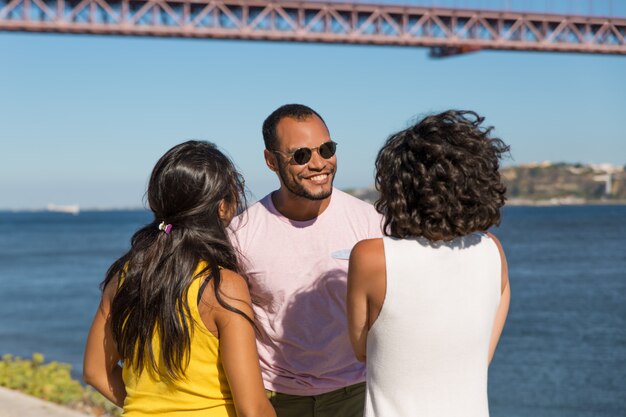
[83,140,276,417]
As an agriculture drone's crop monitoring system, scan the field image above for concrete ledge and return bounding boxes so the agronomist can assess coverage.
[0,386,92,417]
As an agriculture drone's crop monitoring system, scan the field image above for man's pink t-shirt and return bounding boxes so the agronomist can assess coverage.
[230,188,382,395]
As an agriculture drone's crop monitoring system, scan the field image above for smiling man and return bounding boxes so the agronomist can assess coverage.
[230,104,382,417]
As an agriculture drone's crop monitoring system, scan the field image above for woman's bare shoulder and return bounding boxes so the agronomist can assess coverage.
[350,238,386,282]
[351,238,385,264]
[216,269,252,303]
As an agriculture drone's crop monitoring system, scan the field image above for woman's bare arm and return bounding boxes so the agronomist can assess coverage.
[83,278,126,407]
[208,269,276,417]
[347,238,386,363]
[486,232,511,364]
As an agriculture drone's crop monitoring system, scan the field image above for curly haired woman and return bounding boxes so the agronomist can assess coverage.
[347,110,511,417]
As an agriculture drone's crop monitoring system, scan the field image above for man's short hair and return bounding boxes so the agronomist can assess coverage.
[262,104,327,150]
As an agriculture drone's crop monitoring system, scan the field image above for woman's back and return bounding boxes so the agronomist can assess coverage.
[122,264,235,417]
[365,233,501,417]
[84,141,275,417]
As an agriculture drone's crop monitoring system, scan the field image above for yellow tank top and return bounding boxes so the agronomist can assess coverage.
[122,263,235,417]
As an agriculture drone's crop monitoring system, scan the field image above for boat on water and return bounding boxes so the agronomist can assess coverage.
[46,204,80,215]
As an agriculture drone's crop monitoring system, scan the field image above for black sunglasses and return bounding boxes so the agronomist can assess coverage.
[272,141,337,165]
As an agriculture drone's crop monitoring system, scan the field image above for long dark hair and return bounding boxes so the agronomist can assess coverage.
[102,140,249,382]
[375,110,510,241]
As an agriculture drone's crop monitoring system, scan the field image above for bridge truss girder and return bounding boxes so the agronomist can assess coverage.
[1,0,625,55]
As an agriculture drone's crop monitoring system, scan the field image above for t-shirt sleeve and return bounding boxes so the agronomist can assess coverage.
[227,217,246,254]
[363,202,384,238]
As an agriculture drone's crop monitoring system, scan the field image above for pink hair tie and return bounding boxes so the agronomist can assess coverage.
[158,221,173,235]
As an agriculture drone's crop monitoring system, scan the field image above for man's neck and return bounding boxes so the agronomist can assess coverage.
[271,189,332,222]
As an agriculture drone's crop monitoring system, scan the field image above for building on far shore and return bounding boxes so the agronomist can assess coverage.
[346,162,626,206]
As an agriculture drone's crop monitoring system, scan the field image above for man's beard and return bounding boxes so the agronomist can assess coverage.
[277,165,335,201]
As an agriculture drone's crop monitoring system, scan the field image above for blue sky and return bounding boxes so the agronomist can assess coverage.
[2,6,626,209]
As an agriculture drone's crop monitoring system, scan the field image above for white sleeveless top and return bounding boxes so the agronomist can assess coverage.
[365,233,501,417]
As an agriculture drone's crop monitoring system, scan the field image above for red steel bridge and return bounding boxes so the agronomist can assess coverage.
[1,0,625,56]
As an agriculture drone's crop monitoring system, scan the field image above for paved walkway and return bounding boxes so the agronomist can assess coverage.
[0,386,92,417]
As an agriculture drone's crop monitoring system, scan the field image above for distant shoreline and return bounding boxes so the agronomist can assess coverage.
[3,201,626,213]
[505,199,626,207]
[0,207,148,213]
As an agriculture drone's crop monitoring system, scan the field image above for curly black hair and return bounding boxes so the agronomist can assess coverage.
[375,110,510,241]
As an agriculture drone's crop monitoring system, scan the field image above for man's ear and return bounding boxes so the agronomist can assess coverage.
[218,199,228,221]
[264,149,278,172]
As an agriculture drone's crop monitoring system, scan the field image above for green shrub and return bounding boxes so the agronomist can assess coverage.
[83,385,123,416]
[0,353,121,417]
